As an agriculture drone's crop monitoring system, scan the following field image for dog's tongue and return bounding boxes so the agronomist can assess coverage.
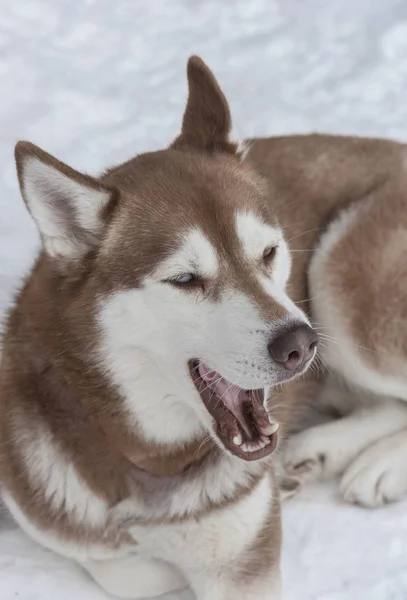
[198,361,256,439]
[198,362,246,407]
[195,361,279,458]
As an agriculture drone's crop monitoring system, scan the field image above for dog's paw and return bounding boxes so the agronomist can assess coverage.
[278,475,302,501]
[283,430,333,482]
[283,422,355,482]
[340,431,407,508]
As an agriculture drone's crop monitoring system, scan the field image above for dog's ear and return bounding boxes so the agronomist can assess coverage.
[15,141,117,261]
[172,56,237,154]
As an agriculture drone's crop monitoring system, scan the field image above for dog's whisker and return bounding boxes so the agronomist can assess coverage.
[317,333,380,355]
[286,228,320,243]
[290,248,315,253]
[195,435,213,457]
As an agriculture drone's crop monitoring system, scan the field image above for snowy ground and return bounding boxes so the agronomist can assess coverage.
[1,0,407,598]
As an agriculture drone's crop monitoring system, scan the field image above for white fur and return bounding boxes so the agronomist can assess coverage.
[145,473,272,568]
[12,414,108,528]
[235,139,252,162]
[235,211,307,321]
[260,275,310,325]
[129,473,279,600]
[152,228,218,280]
[20,155,110,258]
[83,555,187,599]
[7,468,278,599]
[112,454,266,521]
[2,490,121,561]
[235,211,282,262]
[229,126,251,163]
[340,428,407,507]
[97,219,309,446]
[284,398,407,481]
[97,283,307,447]
[82,473,280,600]
[96,300,205,445]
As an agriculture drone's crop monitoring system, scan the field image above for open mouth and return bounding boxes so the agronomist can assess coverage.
[190,360,279,461]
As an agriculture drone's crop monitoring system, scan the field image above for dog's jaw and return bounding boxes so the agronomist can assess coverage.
[190,360,279,460]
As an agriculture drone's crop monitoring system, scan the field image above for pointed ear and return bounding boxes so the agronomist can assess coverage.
[172,56,237,154]
[15,142,117,260]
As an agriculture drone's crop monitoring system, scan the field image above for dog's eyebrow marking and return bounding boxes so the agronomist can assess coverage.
[235,211,282,260]
[154,228,218,279]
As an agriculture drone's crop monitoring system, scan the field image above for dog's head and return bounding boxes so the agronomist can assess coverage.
[15,57,317,461]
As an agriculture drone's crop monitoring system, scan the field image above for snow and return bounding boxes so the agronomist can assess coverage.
[1,0,407,598]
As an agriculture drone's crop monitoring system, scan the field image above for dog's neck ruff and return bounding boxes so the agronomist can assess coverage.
[126,435,216,478]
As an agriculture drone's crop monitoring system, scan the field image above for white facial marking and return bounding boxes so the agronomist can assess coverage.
[97,291,206,445]
[235,210,306,321]
[270,234,292,288]
[152,228,218,281]
[236,211,283,262]
[260,274,309,324]
[21,155,110,258]
[96,209,311,451]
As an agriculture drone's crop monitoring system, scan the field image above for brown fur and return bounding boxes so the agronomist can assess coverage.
[316,173,407,374]
[238,472,281,581]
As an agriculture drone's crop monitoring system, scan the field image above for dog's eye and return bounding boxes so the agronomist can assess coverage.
[263,246,277,264]
[170,273,196,285]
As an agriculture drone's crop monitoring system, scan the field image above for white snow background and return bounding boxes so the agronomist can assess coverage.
[1,1,407,598]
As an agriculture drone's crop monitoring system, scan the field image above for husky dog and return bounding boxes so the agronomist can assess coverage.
[3,55,407,599]
[0,57,318,599]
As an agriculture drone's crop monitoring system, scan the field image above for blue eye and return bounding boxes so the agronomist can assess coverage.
[173,273,195,285]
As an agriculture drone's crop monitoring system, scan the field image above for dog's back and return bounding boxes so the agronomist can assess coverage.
[278,135,407,508]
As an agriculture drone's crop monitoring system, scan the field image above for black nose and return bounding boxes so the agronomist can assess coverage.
[268,324,318,371]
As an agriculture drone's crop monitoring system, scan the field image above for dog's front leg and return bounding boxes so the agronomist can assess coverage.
[121,471,282,600]
[340,427,407,507]
[187,477,282,600]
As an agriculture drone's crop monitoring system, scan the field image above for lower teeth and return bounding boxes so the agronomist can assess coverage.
[241,438,270,453]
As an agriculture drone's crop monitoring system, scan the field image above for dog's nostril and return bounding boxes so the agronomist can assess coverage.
[309,340,318,352]
[268,323,318,371]
[288,350,300,363]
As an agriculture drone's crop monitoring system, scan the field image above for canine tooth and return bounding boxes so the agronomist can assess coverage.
[233,434,242,446]
[263,421,279,435]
